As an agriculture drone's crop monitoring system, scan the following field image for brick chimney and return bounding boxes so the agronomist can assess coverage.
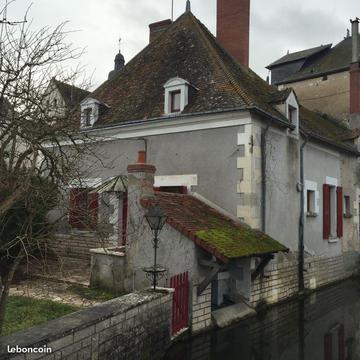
[350,18,360,129]
[127,151,156,201]
[217,0,250,67]
[149,19,172,43]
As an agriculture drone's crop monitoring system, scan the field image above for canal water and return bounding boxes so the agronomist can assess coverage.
[166,278,360,360]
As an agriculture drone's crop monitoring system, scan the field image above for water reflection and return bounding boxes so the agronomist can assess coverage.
[166,279,360,360]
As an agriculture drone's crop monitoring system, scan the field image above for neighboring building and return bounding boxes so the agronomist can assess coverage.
[50,1,360,334]
[44,77,90,119]
[267,19,360,125]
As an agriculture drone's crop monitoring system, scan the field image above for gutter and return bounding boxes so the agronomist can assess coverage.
[299,127,360,156]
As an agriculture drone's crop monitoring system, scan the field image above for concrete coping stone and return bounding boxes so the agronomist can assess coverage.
[0,288,173,355]
[90,247,125,257]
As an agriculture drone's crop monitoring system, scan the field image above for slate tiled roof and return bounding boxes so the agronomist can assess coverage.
[89,12,290,127]
[53,79,90,109]
[276,36,360,84]
[300,106,360,154]
[267,44,332,69]
[142,192,288,263]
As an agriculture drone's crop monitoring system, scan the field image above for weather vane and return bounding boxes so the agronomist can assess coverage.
[118,37,122,53]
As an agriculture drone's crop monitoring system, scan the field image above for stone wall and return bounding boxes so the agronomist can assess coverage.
[251,253,359,306]
[191,284,212,333]
[0,289,173,360]
[50,232,112,261]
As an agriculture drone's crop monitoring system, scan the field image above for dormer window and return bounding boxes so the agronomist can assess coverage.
[285,90,299,135]
[80,97,108,129]
[84,107,92,127]
[163,77,197,115]
[170,90,181,112]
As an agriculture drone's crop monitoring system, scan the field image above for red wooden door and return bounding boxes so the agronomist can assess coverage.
[170,272,189,336]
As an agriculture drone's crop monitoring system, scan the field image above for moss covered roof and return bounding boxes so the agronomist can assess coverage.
[142,192,288,263]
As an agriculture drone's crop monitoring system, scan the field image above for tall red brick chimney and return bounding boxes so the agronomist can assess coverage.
[217,0,250,67]
[350,18,360,129]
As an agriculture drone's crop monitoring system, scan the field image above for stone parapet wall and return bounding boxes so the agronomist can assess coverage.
[251,252,359,306]
[0,289,173,360]
[192,284,212,333]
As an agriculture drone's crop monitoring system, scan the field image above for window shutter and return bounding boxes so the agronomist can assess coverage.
[89,192,99,229]
[338,325,345,360]
[336,187,343,238]
[323,184,331,239]
[324,333,332,360]
[69,188,81,229]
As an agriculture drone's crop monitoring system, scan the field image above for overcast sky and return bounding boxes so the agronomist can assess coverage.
[6,0,360,89]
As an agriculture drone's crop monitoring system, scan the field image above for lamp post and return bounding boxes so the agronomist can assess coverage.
[144,204,167,291]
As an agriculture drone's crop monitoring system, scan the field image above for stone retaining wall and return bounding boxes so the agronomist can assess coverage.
[192,284,212,333]
[0,289,173,360]
[251,252,359,306]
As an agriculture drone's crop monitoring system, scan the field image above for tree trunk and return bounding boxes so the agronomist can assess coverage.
[0,252,23,335]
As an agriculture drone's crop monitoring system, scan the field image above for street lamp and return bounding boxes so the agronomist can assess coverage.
[144,204,167,291]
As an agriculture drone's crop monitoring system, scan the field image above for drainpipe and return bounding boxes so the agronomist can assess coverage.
[298,137,309,295]
[261,125,270,232]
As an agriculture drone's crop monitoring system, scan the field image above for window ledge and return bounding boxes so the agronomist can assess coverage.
[306,212,318,218]
[328,237,339,243]
[344,213,353,219]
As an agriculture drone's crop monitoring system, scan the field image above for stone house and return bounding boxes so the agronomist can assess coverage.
[267,19,360,127]
[49,0,360,332]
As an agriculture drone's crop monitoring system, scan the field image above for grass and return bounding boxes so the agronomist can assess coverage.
[67,285,121,302]
[2,296,79,336]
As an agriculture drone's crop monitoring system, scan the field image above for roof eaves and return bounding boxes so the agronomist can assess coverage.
[300,126,360,156]
[278,65,349,85]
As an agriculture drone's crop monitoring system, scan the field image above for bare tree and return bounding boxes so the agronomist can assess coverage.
[0,1,92,334]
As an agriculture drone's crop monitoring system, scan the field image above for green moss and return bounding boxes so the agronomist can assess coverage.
[67,285,122,302]
[3,296,79,336]
[195,226,288,259]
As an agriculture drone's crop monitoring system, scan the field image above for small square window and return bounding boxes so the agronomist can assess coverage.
[239,168,244,181]
[288,105,297,125]
[170,90,181,112]
[344,195,352,217]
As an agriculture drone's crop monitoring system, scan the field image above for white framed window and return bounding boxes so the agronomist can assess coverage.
[286,90,299,134]
[304,180,319,216]
[80,98,108,128]
[163,77,197,115]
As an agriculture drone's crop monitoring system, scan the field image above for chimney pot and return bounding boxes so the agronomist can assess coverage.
[149,19,172,43]
[137,150,146,164]
[351,18,359,63]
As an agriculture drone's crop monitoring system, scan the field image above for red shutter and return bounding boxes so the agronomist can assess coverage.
[324,333,332,360]
[69,188,82,229]
[338,325,345,360]
[323,184,331,239]
[336,187,343,238]
[89,192,98,229]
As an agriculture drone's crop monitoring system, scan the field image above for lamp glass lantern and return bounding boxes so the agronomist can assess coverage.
[144,203,167,291]
[145,204,167,236]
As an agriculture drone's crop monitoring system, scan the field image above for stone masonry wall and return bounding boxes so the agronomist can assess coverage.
[0,289,173,360]
[192,284,212,333]
[50,233,112,261]
[251,253,358,306]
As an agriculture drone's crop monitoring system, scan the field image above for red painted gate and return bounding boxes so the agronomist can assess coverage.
[170,272,189,336]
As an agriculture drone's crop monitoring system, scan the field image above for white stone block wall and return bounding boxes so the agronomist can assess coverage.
[251,253,358,306]
[192,284,212,333]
